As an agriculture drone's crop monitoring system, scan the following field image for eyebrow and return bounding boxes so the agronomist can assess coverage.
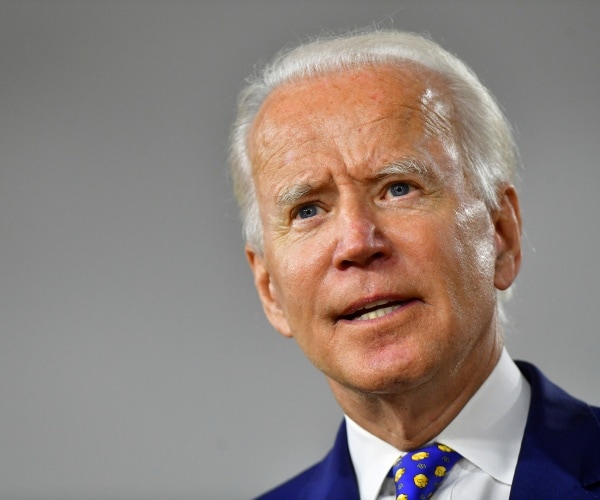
[276,157,435,208]
[376,158,434,179]
[277,182,315,208]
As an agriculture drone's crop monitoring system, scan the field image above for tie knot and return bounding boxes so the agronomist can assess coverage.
[392,443,460,499]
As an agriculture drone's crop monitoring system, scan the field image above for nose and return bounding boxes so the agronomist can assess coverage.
[332,206,393,270]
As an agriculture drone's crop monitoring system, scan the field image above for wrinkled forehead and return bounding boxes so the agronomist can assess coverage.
[248,62,459,172]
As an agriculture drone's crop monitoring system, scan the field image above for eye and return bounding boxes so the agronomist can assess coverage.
[388,182,412,197]
[296,204,321,219]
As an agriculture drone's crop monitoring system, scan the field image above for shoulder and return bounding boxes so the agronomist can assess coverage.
[254,462,325,500]
[253,421,359,500]
[513,361,600,498]
[516,360,600,421]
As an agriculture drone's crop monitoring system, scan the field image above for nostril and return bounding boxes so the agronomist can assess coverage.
[332,219,392,269]
[338,250,387,270]
[364,251,386,267]
[339,259,352,271]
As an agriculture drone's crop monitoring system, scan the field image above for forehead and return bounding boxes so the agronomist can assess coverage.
[253,63,452,135]
[248,63,460,185]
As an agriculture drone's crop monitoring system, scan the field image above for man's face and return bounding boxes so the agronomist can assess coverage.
[246,65,520,395]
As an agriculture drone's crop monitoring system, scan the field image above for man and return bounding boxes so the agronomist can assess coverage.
[229,30,600,499]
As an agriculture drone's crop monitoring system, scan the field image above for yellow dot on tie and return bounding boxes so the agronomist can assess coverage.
[413,473,428,488]
[435,465,447,477]
[397,495,408,500]
[438,444,453,452]
[411,451,429,461]
[395,468,405,482]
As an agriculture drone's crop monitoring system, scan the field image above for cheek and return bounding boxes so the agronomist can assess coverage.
[471,233,497,277]
[447,201,497,278]
[458,214,496,281]
[444,218,498,329]
[403,208,497,311]
[267,238,331,316]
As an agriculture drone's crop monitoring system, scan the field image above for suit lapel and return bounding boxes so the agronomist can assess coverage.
[510,361,600,499]
[305,420,360,499]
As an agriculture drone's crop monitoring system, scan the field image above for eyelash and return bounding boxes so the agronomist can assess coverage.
[295,204,320,219]
[291,181,416,221]
[387,182,412,198]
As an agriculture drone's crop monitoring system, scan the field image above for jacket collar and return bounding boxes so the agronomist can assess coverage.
[310,420,360,499]
[267,361,600,499]
[511,361,600,498]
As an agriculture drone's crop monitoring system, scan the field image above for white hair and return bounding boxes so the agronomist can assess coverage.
[229,29,520,323]
[229,29,518,254]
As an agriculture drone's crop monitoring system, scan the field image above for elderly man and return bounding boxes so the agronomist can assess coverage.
[229,30,600,499]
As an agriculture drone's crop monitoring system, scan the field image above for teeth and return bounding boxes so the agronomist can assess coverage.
[366,299,390,308]
[355,303,401,321]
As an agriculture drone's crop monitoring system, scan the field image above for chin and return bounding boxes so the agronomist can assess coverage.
[335,356,436,395]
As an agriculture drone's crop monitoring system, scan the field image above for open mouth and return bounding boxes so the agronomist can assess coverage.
[339,299,411,322]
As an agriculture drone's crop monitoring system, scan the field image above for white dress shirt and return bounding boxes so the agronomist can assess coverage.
[346,348,531,500]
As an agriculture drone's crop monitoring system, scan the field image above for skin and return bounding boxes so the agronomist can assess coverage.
[245,64,522,450]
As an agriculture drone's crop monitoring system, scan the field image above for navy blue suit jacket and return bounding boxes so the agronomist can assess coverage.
[256,361,600,499]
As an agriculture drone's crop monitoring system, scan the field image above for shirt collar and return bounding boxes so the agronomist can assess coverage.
[345,348,531,500]
[345,416,401,500]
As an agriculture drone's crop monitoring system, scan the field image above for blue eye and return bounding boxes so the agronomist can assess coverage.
[297,204,319,219]
[389,182,411,197]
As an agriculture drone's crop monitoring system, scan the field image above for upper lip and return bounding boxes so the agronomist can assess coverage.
[337,295,414,321]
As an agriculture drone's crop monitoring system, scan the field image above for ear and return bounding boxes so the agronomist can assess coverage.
[245,244,293,338]
[492,185,522,291]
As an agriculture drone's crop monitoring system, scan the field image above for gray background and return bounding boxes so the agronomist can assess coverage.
[1,1,598,498]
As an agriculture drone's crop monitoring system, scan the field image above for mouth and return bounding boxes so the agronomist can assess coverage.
[338,298,414,322]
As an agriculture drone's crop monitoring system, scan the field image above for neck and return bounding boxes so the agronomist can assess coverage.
[329,336,503,451]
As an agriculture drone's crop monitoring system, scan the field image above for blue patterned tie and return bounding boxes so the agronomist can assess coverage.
[392,443,461,499]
